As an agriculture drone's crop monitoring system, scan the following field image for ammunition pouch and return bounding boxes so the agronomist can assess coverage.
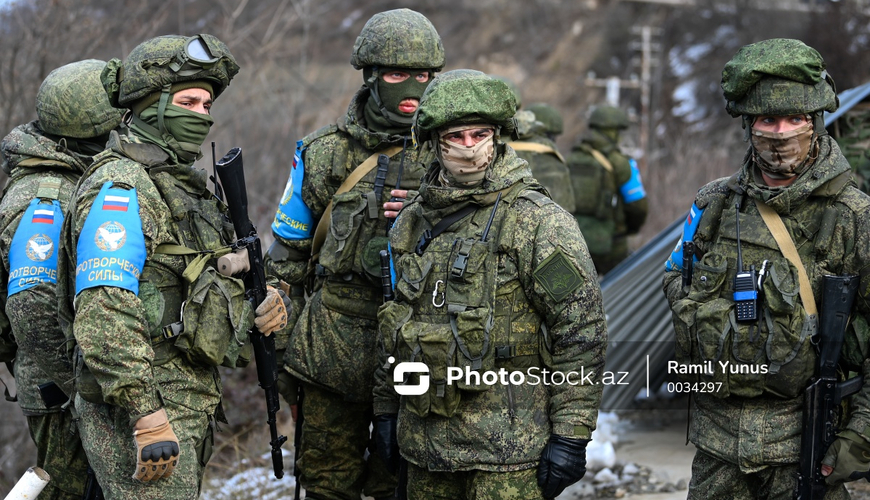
[672,251,816,399]
[172,266,253,368]
[378,301,495,418]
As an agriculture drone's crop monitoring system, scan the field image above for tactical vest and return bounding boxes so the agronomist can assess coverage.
[510,141,576,213]
[567,144,622,255]
[671,182,851,399]
[313,130,430,320]
[69,147,251,404]
[379,185,545,418]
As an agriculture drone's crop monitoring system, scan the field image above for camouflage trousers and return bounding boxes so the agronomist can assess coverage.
[75,394,214,500]
[25,410,89,500]
[688,449,849,500]
[406,462,543,500]
[297,382,396,499]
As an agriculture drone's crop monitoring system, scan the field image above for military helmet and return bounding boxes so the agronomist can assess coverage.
[589,105,629,130]
[102,34,240,108]
[527,102,563,136]
[350,9,445,71]
[413,69,517,143]
[37,59,123,139]
[490,75,522,109]
[722,38,837,117]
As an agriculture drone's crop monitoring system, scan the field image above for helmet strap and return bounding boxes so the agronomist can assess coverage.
[157,84,172,136]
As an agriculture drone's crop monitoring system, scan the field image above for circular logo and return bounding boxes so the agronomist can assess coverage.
[26,234,54,262]
[95,221,127,252]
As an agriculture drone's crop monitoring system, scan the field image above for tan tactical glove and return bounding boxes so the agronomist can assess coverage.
[254,285,290,336]
[822,429,870,484]
[132,408,180,482]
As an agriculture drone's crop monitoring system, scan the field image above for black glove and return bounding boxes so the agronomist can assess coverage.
[537,434,590,499]
[373,413,399,475]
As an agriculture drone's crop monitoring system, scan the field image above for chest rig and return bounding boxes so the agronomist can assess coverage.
[673,183,846,399]
[381,186,545,417]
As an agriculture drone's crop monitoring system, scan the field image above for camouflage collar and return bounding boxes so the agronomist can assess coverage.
[419,146,536,211]
[342,86,411,150]
[1,121,90,176]
[107,128,171,168]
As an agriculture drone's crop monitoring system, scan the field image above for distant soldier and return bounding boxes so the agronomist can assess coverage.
[568,105,648,275]
[265,9,446,499]
[0,59,122,500]
[510,103,576,213]
[374,69,607,499]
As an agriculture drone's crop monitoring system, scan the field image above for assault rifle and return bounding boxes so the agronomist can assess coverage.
[215,147,288,479]
[795,274,862,499]
[378,249,407,500]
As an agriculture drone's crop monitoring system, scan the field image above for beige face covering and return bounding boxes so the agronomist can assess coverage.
[751,120,815,179]
[438,124,495,186]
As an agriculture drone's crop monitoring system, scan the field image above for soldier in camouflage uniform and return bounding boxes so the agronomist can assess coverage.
[0,59,122,500]
[663,38,870,499]
[568,105,648,275]
[55,35,289,499]
[373,70,607,499]
[508,103,575,214]
[264,8,445,500]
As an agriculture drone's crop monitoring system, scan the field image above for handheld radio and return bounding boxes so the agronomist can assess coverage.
[733,203,758,322]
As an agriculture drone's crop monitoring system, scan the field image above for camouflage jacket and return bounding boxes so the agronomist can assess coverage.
[567,130,648,252]
[272,87,434,399]
[373,145,607,472]
[58,128,236,422]
[508,136,575,213]
[662,135,870,472]
[0,122,86,413]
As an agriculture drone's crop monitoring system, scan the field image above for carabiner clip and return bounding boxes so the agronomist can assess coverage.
[432,279,445,308]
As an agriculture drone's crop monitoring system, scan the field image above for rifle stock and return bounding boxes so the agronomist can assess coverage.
[795,275,861,499]
[216,147,288,479]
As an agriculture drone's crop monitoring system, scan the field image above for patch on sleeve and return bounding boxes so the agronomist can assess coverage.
[271,139,314,241]
[75,181,146,296]
[533,248,584,303]
[8,199,64,296]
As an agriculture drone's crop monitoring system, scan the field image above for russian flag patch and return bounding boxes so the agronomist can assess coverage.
[32,208,55,224]
[103,195,130,212]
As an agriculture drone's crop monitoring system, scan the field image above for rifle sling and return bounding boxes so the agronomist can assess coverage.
[754,199,818,316]
[311,145,403,260]
[589,148,614,172]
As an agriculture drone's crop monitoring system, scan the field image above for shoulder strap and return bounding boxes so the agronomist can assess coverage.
[311,145,403,259]
[414,204,478,256]
[36,178,62,200]
[510,142,566,163]
[754,199,818,316]
[588,148,613,172]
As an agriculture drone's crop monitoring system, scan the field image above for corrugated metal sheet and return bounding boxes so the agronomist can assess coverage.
[599,216,683,410]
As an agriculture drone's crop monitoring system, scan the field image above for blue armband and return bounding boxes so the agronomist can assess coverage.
[665,203,703,272]
[271,140,314,241]
[619,158,646,203]
[8,199,64,295]
[75,182,146,295]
